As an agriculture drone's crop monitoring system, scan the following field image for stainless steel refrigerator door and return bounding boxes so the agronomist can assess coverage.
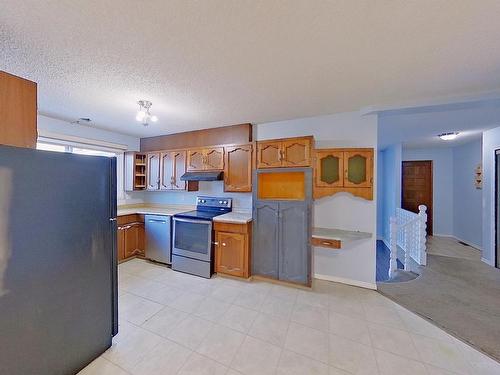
[145,215,171,263]
[0,145,117,375]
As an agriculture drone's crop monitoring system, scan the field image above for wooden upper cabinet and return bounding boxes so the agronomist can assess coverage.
[0,71,37,149]
[146,152,160,190]
[205,147,224,170]
[257,141,282,168]
[343,150,373,188]
[313,148,374,200]
[124,152,146,191]
[257,136,313,168]
[187,147,224,171]
[172,151,187,190]
[315,150,344,188]
[160,152,174,190]
[282,138,311,167]
[224,144,252,192]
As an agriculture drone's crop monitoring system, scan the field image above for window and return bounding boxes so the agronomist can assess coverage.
[36,142,67,153]
[36,142,117,158]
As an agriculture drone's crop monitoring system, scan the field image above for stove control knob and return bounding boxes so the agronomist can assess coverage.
[219,200,223,204]
[200,199,205,203]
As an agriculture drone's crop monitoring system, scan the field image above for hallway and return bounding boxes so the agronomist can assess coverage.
[377,236,500,363]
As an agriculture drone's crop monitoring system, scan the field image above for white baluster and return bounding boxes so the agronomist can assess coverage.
[404,225,410,271]
[389,217,398,278]
[418,205,427,266]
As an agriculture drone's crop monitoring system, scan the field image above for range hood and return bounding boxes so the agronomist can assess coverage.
[180,171,223,181]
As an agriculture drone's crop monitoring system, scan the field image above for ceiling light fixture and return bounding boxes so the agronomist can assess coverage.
[438,132,459,141]
[135,100,158,126]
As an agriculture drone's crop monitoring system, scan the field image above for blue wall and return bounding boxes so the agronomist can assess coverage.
[377,144,402,243]
[403,147,454,236]
[482,126,500,265]
[453,139,483,248]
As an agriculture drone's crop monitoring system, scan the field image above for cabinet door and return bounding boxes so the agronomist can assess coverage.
[204,147,224,170]
[117,227,126,261]
[282,138,311,167]
[124,223,144,258]
[159,152,173,190]
[344,150,373,188]
[315,150,344,187]
[172,150,187,190]
[257,141,282,168]
[278,202,310,285]
[146,153,160,190]
[187,149,205,171]
[224,144,252,192]
[252,202,279,279]
[216,231,247,277]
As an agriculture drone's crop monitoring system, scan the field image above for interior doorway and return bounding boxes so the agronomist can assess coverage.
[496,150,500,268]
[402,160,433,235]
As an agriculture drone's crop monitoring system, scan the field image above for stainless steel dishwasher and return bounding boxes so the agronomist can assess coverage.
[145,215,172,264]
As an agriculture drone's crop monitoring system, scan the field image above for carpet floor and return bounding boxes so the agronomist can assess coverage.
[377,236,500,363]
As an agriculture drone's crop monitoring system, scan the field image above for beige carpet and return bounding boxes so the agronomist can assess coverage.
[378,236,500,362]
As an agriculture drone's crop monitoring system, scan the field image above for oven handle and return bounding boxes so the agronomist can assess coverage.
[173,217,212,225]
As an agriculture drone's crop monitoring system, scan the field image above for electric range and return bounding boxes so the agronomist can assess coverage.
[172,196,232,278]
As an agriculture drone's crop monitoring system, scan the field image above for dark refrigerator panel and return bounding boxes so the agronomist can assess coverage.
[0,145,117,375]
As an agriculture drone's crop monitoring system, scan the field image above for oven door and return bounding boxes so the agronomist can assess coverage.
[173,217,213,262]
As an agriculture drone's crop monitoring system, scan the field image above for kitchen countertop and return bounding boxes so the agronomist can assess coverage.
[213,211,253,224]
[117,204,195,217]
[312,227,372,243]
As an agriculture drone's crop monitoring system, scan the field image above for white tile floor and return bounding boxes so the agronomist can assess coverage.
[79,259,500,375]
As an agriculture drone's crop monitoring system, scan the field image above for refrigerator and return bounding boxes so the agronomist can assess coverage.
[0,145,118,375]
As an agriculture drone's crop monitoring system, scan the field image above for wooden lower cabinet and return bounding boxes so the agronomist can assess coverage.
[214,221,251,278]
[117,215,145,262]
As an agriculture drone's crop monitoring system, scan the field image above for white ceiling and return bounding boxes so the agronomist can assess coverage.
[2,1,500,137]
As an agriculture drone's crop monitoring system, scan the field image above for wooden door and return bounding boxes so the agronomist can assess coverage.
[315,150,344,188]
[172,151,187,190]
[252,202,279,279]
[402,161,433,235]
[282,138,311,167]
[187,149,205,171]
[343,150,373,188]
[278,202,310,285]
[224,144,252,192]
[117,226,126,261]
[257,141,282,168]
[0,71,37,148]
[159,152,173,190]
[204,147,224,170]
[216,231,246,277]
[146,153,160,190]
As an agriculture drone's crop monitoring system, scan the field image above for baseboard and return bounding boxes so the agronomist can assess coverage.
[481,257,495,267]
[314,273,377,290]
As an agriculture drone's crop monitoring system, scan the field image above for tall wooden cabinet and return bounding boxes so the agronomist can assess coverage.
[252,168,312,286]
[224,144,252,192]
[314,148,374,200]
[0,71,37,148]
[257,136,312,168]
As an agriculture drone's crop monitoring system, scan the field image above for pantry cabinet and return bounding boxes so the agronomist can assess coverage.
[257,136,312,168]
[214,221,251,278]
[314,148,374,200]
[187,146,224,171]
[224,144,252,192]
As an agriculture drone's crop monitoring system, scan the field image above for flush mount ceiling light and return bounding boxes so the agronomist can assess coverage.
[135,100,158,126]
[438,132,459,141]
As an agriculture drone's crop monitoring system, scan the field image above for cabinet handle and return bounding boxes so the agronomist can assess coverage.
[322,241,332,246]
[213,241,219,246]
[222,242,226,247]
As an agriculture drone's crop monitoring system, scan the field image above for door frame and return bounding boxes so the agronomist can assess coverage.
[401,160,433,235]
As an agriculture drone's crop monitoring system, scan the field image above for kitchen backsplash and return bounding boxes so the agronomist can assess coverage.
[119,181,252,210]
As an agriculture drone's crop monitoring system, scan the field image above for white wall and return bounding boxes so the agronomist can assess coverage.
[37,115,144,204]
[403,147,454,236]
[482,126,500,266]
[377,144,402,244]
[453,139,483,249]
[255,111,377,289]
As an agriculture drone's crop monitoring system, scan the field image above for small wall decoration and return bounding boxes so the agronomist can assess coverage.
[475,164,482,189]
